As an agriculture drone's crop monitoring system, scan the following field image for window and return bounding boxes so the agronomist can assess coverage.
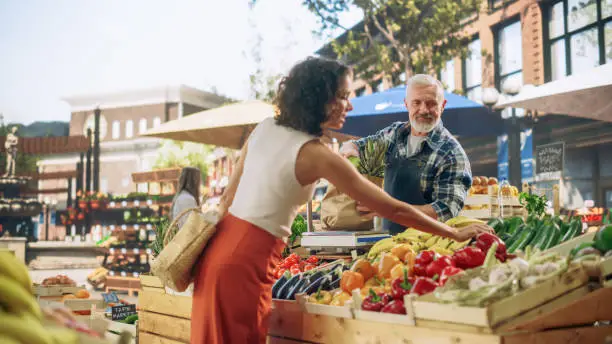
[153,117,162,128]
[495,20,525,118]
[440,59,455,91]
[544,0,612,81]
[112,120,120,139]
[125,120,134,138]
[463,38,482,103]
[139,118,147,134]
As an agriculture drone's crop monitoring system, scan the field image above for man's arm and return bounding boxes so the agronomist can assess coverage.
[339,122,401,157]
[430,149,472,222]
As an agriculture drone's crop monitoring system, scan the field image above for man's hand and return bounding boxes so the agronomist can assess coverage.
[339,142,359,158]
[452,223,494,242]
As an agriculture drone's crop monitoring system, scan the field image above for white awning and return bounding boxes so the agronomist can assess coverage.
[495,63,612,122]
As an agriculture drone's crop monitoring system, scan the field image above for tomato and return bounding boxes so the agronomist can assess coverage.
[275,268,287,279]
[306,256,319,265]
[303,264,316,272]
[290,264,301,275]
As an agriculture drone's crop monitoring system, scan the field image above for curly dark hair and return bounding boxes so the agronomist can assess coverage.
[274,57,352,136]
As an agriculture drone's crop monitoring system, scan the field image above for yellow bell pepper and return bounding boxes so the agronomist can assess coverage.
[308,290,332,305]
[377,252,401,278]
[330,291,352,306]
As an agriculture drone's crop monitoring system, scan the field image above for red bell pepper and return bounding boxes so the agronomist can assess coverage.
[439,266,463,286]
[391,267,413,300]
[381,300,407,314]
[415,250,438,266]
[361,289,388,312]
[413,263,428,277]
[475,233,507,261]
[274,268,287,279]
[452,246,486,270]
[425,256,454,278]
[410,277,439,296]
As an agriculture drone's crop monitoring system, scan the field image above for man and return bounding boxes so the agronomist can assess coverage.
[340,74,472,235]
[3,126,19,177]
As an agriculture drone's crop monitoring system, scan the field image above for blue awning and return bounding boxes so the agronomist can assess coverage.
[339,86,503,138]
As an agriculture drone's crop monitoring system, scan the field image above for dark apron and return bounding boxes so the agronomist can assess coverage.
[382,138,428,235]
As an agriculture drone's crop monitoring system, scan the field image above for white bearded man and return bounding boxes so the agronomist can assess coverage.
[340,74,473,235]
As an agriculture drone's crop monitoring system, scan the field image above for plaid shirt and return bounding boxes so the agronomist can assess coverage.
[351,121,472,222]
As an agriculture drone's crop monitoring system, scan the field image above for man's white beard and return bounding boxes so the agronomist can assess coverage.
[410,115,440,133]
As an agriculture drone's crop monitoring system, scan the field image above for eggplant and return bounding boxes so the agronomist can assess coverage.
[319,276,333,291]
[276,274,301,300]
[286,278,308,300]
[272,272,289,299]
[306,271,325,283]
[301,275,327,295]
[329,277,341,290]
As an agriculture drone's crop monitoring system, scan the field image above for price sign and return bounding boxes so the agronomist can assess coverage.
[121,201,128,207]
[111,304,136,321]
[102,292,120,304]
[134,224,139,230]
[109,201,116,208]
[133,248,139,254]
[120,271,127,277]
[121,225,127,231]
[134,200,140,207]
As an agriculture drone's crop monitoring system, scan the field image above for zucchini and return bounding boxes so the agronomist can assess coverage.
[516,229,538,252]
[508,228,531,253]
[543,224,561,250]
[526,226,546,250]
[506,224,528,247]
[560,222,579,243]
[533,224,552,250]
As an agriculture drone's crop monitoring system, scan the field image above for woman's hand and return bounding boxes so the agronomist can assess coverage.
[451,223,494,242]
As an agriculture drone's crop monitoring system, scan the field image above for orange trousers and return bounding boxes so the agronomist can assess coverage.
[190,213,285,344]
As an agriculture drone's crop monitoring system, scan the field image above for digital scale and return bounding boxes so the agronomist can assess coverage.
[300,231,391,252]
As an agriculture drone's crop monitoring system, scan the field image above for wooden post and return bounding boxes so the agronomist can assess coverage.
[93,107,101,192]
[86,129,92,193]
[553,184,560,216]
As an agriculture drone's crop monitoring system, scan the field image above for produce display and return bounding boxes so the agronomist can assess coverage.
[467,176,518,197]
[272,259,346,301]
[488,215,583,253]
[568,224,612,262]
[433,243,569,306]
[273,253,323,279]
[40,275,77,287]
[0,250,100,344]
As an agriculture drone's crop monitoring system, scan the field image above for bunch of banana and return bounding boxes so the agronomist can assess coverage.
[0,250,79,344]
[367,216,485,259]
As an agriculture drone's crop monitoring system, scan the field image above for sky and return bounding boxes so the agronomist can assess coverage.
[0,0,361,125]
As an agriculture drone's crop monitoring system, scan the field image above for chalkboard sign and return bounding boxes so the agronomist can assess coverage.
[111,304,136,321]
[536,142,564,176]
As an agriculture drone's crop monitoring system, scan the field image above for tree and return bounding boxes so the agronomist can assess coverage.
[153,140,211,183]
[302,0,483,81]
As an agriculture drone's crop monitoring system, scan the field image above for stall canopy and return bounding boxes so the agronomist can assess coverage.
[495,63,612,122]
[341,86,503,138]
[142,100,356,149]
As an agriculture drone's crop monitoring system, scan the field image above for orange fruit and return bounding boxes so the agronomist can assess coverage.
[62,294,76,301]
[75,289,90,299]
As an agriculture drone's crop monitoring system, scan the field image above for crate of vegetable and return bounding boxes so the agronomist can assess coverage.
[412,244,589,329]
[564,224,612,287]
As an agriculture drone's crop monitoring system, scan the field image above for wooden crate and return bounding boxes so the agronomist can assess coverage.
[105,276,141,296]
[411,265,589,329]
[138,288,192,344]
[34,284,86,300]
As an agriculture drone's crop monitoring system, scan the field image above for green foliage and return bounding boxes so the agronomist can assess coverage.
[304,0,483,81]
[153,140,212,182]
[519,192,548,218]
[285,214,308,256]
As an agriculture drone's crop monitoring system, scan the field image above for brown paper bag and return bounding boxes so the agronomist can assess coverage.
[321,176,383,231]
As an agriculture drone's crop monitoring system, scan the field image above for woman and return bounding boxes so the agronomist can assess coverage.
[191,57,492,344]
[170,167,201,228]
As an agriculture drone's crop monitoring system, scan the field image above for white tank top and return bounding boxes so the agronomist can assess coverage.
[229,117,317,240]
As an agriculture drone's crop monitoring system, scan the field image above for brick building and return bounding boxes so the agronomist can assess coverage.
[37,85,229,207]
[318,0,612,209]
